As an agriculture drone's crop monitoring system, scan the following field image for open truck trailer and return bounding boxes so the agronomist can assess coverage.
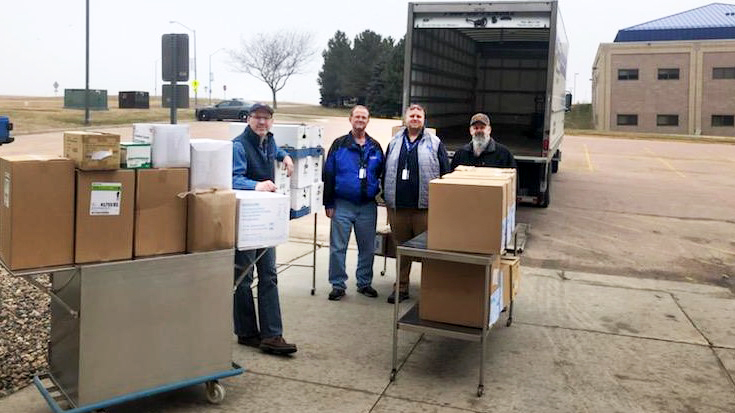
[403,1,570,207]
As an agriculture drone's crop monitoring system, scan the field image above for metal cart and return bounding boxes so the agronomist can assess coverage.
[389,233,514,397]
[5,250,244,413]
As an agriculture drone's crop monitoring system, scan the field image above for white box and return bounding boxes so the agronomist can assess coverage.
[190,139,233,190]
[151,125,191,168]
[290,186,311,211]
[306,125,323,148]
[273,161,291,196]
[272,124,308,149]
[489,268,503,326]
[310,181,324,213]
[290,156,313,188]
[235,190,289,250]
[132,123,154,144]
[229,122,247,139]
[120,142,151,168]
[311,155,323,183]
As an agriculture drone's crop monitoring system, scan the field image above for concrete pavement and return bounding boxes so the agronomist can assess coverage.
[2,241,734,413]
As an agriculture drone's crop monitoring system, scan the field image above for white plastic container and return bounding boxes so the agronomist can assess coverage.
[290,186,311,211]
[190,139,233,190]
[290,155,314,188]
[310,181,324,213]
[306,125,323,148]
[273,161,291,196]
[150,124,191,168]
[271,124,308,149]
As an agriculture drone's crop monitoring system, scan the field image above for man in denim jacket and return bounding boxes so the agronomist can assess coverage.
[323,105,385,301]
[232,102,297,355]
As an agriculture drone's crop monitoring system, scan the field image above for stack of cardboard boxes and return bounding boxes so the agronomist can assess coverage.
[0,123,293,271]
[419,166,521,328]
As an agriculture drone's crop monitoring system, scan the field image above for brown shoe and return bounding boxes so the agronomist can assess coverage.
[259,336,297,355]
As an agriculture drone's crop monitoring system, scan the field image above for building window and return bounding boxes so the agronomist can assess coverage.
[617,114,638,126]
[712,115,735,127]
[658,68,680,80]
[713,67,735,79]
[657,115,679,127]
[618,69,639,80]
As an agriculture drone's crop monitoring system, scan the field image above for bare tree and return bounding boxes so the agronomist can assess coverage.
[229,30,316,109]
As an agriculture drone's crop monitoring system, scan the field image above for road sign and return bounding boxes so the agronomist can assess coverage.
[192,80,199,92]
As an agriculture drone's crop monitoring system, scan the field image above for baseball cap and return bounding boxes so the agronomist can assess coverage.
[249,102,274,115]
[470,113,490,126]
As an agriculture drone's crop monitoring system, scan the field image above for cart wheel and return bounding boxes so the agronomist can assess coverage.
[506,316,513,327]
[310,289,315,296]
[380,270,386,276]
[205,381,225,404]
[389,369,397,382]
[477,385,484,397]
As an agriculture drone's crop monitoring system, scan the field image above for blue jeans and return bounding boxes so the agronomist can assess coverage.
[234,247,283,339]
[328,198,378,291]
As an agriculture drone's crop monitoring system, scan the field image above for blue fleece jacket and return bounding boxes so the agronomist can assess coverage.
[322,132,384,208]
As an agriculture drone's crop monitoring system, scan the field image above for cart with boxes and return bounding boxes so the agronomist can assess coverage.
[0,122,308,412]
[389,166,522,397]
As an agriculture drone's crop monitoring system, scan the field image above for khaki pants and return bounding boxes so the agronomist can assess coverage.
[387,208,428,293]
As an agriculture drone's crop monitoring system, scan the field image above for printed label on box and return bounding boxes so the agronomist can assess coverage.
[3,172,10,208]
[90,182,122,216]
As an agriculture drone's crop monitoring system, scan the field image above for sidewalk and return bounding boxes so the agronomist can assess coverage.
[3,241,734,412]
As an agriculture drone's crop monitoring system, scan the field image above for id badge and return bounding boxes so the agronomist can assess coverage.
[359,168,366,179]
[401,168,409,180]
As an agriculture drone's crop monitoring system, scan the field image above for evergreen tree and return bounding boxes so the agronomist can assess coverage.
[318,31,352,107]
[345,30,392,104]
[367,38,404,117]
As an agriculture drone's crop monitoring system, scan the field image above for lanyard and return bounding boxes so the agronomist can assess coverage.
[403,135,420,153]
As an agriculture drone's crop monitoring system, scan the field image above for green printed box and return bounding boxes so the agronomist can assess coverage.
[120,142,151,169]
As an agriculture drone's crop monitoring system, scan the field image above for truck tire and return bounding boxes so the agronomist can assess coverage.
[540,166,551,208]
[551,159,559,173]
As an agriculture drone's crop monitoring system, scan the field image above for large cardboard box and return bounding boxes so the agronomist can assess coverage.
[189,139,232,191]
[185,189,236,253]
[64,131,121,170]
[75,170,135,263]
[427,178,506,254]
[500,256,521,307]
[134,168,188,257]
[235,190,289,250]
[419,256,502,328]
[0,156,75,270]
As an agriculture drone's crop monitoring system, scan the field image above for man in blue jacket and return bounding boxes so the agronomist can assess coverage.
[232,102,297,355]
[323,105,385,301]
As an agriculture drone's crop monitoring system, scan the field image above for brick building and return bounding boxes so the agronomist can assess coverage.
[592,3,735,136]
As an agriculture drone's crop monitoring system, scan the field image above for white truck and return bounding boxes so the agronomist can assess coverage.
[403,1,570,207]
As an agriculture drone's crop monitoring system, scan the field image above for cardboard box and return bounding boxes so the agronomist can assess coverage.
[134,168,188,257]
[190,139,233,191]
[419,256,502,328]
[290,155,313,188]
[235,190,289,250]
[290,186,311,211]
[310,181,324,213]
[64,131,121,170]
[150,124,190,168]
[428,178,506,254]
[132,123,154,143]
[500,256,521,307]
[120,142,151,168]
[75,169,135,263]
[442,170,515,248]
[272,124,308,149]
[273,161,291,196]
[306,125,323,148]
[0,156,75,270]
[185,189,236,252]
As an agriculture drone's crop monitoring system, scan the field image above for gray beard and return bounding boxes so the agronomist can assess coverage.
[472,134,490,156]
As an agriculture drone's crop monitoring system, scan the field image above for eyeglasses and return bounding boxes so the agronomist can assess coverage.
[252,115,272,121]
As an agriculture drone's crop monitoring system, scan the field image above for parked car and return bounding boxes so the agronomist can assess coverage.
[195,99,253,121]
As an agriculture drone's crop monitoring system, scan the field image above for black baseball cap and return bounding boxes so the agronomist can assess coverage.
[249,102,274,115]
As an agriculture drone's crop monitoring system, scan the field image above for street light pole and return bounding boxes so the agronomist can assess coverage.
[169,20,197,107]
[208,48,225,104]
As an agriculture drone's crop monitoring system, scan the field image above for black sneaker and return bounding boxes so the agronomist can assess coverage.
[237,335,261,348]
[357,285,378,298]
[328,288,346,301]
[387,291,409,304]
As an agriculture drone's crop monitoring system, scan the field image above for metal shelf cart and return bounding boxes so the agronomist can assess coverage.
[4,250,244,412]
[389,233,513,397]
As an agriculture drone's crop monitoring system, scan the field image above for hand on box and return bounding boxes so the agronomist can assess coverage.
[325,208,335,218]
[255,180,277,192]
[283,156,294,177]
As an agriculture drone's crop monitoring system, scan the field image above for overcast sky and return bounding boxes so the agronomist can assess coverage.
[0,0,720,105]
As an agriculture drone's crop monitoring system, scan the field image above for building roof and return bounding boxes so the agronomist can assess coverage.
[615,3,735,42]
